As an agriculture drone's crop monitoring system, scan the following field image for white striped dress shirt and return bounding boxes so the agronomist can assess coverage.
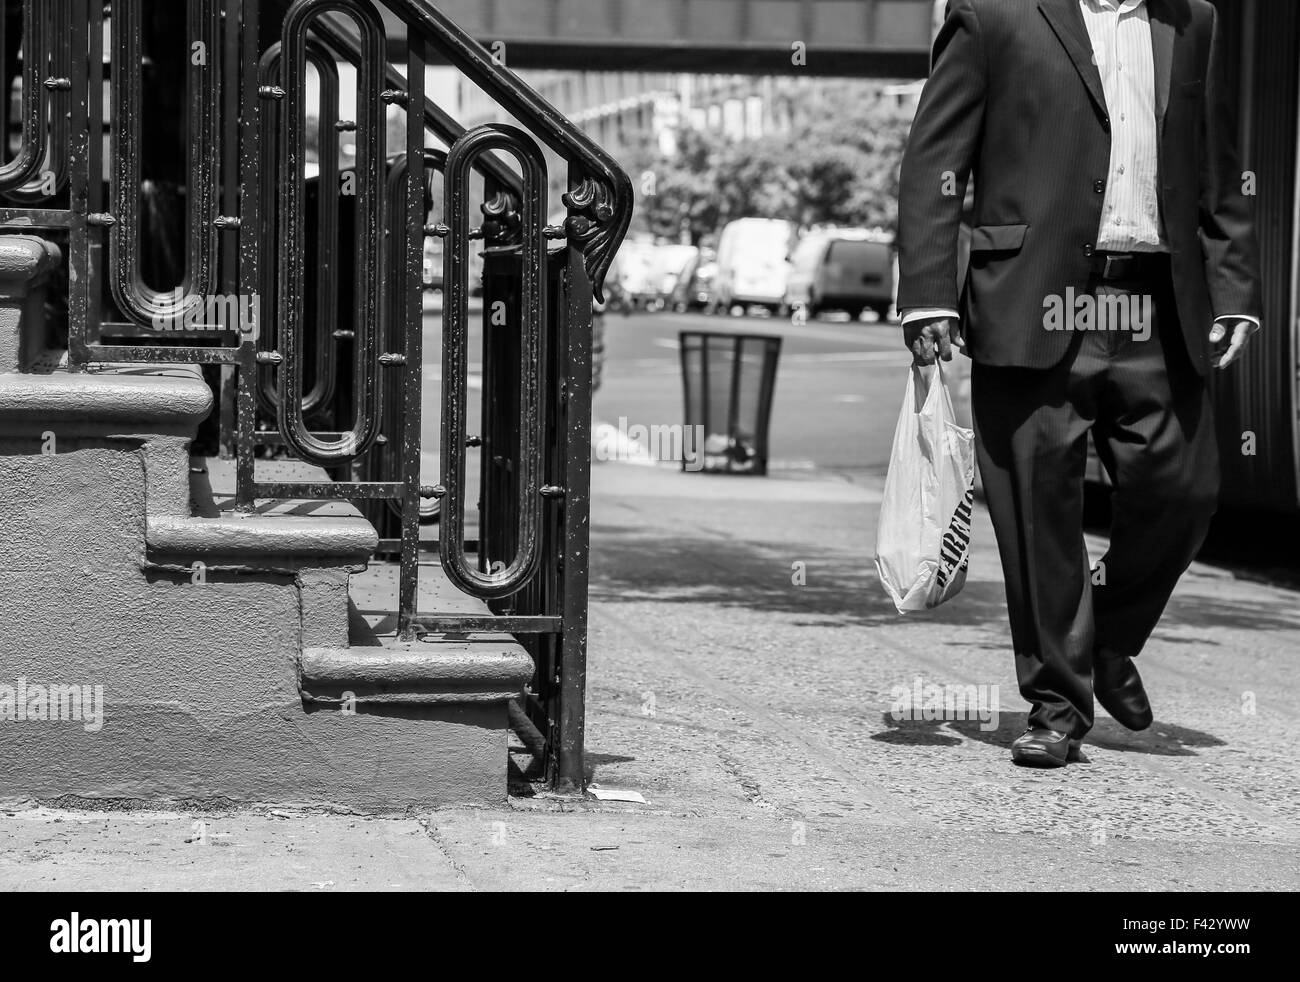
[1080,0,1167,252]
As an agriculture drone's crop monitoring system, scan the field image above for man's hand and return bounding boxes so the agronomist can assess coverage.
[904,317,958,366]
[1210,318,1260,369]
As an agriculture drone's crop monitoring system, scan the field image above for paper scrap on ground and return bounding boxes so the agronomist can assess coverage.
[587,784,646,804]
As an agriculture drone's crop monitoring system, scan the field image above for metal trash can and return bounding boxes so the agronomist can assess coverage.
[679,331,782,475]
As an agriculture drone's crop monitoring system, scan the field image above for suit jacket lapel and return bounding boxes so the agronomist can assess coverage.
[1039,0,1108,120]
[1147,0,1176,135]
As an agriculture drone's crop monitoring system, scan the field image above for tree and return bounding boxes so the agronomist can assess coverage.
[621,79,913,244]
[788,81,912,231]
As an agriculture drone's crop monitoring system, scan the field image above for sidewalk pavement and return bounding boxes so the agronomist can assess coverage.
[2,460,1298,890]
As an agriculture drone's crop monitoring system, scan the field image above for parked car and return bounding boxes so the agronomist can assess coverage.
[670,248,717,312]
[646,244,700,311]
[713,217,797,314]
[610,240,662,312]
[783,228,895,321]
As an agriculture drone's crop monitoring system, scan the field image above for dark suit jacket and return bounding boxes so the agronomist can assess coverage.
[896,0,1262,374]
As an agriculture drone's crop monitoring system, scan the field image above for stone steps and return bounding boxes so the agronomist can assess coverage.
[0,234,528,809]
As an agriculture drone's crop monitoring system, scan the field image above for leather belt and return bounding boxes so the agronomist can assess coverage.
[1089,251,1169,281]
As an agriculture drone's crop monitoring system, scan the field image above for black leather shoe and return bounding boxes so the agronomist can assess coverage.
[1095,655,1153,731]
[1011,728,1082,768]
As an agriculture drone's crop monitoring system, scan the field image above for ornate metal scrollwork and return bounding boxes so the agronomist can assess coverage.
[481,189,523,247]
[563,174,624,301]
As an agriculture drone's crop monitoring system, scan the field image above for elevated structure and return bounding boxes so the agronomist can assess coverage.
[383,0,938,76]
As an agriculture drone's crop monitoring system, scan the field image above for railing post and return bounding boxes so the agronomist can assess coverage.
[554,211,595,793]
[397,33,428,640]
[65,0,95,367]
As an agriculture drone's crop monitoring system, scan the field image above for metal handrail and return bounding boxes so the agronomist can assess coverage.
[380,0,632,302]
[308,13,522,199]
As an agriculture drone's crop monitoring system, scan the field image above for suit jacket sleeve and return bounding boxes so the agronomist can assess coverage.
[896,0,988,314]
[1198,4,1263,322]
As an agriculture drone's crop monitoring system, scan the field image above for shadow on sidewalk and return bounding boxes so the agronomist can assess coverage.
[591,523,1300,634]
[872,711,1226,758]
[591,524,1012,630]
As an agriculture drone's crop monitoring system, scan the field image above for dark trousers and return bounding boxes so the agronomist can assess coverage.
[970,261,1219,738]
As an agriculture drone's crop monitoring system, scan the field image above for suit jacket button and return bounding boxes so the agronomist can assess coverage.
[1094,180,1106,193]
[1083,244,1095,257]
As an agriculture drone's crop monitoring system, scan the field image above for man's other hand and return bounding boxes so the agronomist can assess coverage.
[905,317,957,366]
[1210,318,1260,369]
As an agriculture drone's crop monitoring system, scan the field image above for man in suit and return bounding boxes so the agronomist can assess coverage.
[896,0,1262,766]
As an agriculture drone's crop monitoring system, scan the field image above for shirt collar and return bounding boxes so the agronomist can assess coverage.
[1084,0,1148,12]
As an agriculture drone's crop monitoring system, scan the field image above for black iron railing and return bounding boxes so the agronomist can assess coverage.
[0,0,631,791]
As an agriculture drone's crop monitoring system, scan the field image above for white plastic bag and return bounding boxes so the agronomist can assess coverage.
[874,362,976,612]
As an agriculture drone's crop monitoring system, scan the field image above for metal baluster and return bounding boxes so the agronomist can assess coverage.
[378,148,444,533]
[108,0,221,327]
[7,0,70,203]
[440,124,547,601]
[66,0,94,365]
[0,0,49,193]
[395,33,428,640]
[255,42,340,418]
[277,0,385,466]
[218,0,240,296]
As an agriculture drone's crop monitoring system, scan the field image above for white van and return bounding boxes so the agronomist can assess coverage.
[713,217,796,314]
[784,227,895,321]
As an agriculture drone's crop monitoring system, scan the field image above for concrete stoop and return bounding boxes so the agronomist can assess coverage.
[0,361,531,810]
